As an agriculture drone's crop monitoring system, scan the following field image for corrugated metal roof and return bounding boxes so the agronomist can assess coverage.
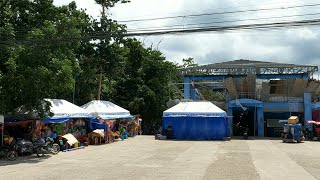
[197,59,313,68]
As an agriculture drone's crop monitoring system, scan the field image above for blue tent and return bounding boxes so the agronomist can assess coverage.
[162,101,229,140]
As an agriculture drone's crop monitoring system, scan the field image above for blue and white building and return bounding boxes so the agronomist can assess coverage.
[181,59,320,137]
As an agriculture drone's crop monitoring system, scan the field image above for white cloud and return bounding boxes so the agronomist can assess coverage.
[54,0,320,67]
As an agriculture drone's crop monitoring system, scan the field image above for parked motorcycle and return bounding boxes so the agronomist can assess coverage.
[0,143,18,161]
[34,137,60,157]
[303,128,314,141]
[16,139,34,156]
[242,126,249,140]
[237,122,249,140]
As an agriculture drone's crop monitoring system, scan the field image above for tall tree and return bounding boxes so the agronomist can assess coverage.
[109,39,179,134]
[0,0,91,115]
[75,0,127,105]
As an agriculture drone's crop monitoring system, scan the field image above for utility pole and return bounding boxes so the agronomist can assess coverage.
[97,1,107,100]
[97,66,103,100]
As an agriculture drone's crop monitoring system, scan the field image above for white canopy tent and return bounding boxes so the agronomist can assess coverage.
[162,101,229,140]
[163,101,227,117]
[45,99,92,119]
[81,100,133,120]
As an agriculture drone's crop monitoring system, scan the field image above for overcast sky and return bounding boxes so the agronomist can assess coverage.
[54,0,320,78]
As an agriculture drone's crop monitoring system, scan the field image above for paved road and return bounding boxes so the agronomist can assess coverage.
[1,136,320,180]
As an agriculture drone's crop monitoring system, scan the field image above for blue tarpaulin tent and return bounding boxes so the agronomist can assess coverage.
[162,101,229,140]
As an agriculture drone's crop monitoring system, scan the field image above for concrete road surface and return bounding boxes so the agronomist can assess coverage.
[1,136,320,180]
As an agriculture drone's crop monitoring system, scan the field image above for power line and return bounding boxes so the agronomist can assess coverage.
[118,2,320,23]
[124,18,320,36]
[114,0,302,22]
[5,12,320,38]
[1,18,320,46]
[126,12,320,32]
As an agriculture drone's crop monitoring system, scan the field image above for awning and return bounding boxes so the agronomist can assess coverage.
[4,120,34,126]
[43,116,70,124]
[98,114,134,120]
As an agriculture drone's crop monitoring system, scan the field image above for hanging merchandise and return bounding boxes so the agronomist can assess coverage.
[55,124,62,135]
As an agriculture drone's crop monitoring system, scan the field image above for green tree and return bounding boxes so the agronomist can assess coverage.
[181,57,198,68]
[0,0,90,115]
[108,39,179,134]
[74,0,127,105]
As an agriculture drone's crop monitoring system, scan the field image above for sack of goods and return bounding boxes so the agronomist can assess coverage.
[288,116,299,124]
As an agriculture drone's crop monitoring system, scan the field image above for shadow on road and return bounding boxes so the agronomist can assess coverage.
[0,154,51,166]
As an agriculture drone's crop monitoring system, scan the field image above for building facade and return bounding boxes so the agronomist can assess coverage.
[182,59,320,137]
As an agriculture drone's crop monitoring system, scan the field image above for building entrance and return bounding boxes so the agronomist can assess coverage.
[232,107,257,136]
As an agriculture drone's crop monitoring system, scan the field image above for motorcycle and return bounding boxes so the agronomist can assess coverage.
[34,137,60,157]
[0,143,18,161]
[303,128,314,141]
[237,122,249,140]
[16,139,34,156]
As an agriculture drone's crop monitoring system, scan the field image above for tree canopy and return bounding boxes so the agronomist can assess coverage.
[0,0,181,133]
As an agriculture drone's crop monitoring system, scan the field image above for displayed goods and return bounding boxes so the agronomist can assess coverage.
[62,134,78,146]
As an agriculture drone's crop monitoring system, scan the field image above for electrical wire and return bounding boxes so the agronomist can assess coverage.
[2,17,320,46]
[124,18,320,36]
[114,0,303,22]
[126,12,320,32]
[117,2,320,23]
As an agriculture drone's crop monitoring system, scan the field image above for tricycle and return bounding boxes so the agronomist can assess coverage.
[279,120,304,143]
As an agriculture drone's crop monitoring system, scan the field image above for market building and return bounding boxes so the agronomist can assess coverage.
[181,59,320,137]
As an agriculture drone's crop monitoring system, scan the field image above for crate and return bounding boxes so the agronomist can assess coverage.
[288,116,299,124]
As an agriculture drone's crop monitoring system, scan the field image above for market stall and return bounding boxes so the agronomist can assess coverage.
[3,113,37,141]
[162,101,229,140]
[82,100,134,142]
[43,99,97,147]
